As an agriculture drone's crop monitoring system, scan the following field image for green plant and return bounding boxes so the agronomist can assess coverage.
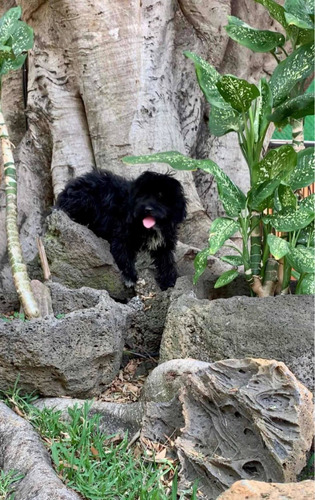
[0,7,39,318]
[124,0,314,297]
[1,388,198,500]
[0,470,24,500]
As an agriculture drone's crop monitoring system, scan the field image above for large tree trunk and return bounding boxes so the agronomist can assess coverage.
[0,0,276,306]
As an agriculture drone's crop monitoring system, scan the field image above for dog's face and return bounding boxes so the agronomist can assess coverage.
[130,171,187,230]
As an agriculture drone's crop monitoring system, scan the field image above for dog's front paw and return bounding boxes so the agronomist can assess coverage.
[158,277,177,291]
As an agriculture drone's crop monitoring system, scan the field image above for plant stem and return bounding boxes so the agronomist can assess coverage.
[0,102,39,318]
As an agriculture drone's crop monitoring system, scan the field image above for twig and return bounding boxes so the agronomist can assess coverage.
[36,236,51,281]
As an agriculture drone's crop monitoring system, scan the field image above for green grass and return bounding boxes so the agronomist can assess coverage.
[0,386,198,500]
[0,470,24,500]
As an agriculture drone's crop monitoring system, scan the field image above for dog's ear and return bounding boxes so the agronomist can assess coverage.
[173,192,187,224]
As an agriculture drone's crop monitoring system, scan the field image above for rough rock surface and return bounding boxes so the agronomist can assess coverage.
[160,293,315,392]
[0,287,132,397]
[216,479,315,500]
[0,402,81,500]
[41,210,133,301]
[142,358,314,499]
[34,398,144,438]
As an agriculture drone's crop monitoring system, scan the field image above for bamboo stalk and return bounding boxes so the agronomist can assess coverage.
[0,104,39,318]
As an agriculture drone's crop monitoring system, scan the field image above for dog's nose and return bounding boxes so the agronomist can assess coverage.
[145,206,153,212]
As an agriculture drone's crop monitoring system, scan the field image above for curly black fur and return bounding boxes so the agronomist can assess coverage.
[55,170,187,290]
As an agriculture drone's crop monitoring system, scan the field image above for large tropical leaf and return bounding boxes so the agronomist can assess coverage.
[277,184,297,210]
[254,0,288,29]
[269,42,315,106]
[267,234,290,259]
[288,148,315,190]
[193,248,210,284]
[0,45,13,61]
[297,273,315,294]
[284,0,314,29]
[299,193,315,212]
[216,75,260,112]
[220,255,244,266]
[10,21,33,57]
[286,245,315,274]
[225,16,285,52]
[214,269,239,289]
[208,218,240,255]
[251,145,297,187]
[123,151,246,217]
[0,6,22,44]
[209,104,240,137]
[184,51,228,109]
[269,93,315,127]
[263,207,314,231]
[0,53,26,76]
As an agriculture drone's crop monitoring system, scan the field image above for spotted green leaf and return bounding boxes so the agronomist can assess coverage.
[269,93,315,127]
[0,45,13,61]
[270,42,315,107]
[0,53,27,76]
[252,145,297,185]
[214,269,239,289]
[299,193,315,212]
[184,51,229,109]
[193,248,210,284]
[263,208,314,231]
[254,0,288,29]
[0,6,22,45]
[10,21,33,57]
[216,75,260,113]
[287,245,315,274]
[123,151,246,217]
[277,185,297,210]
[220,255,244,266]
[209,104,240,137]
[289,148,315,190]
[284,0,314,29]
[208,218,240,255]
[296,273,315,295]
[225,16,285,52]
[267,234,290,259]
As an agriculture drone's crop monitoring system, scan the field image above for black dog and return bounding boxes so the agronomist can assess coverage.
[55,170,187,290]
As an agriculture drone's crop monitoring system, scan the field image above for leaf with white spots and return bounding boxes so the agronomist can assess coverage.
[284,0,314,30]
[208,218,240,255]
[216,75,260,113]
[270,42,315,106]
[193,248,210,284]
[297,273,315,295]
[263,208,314,231]
[225,16,285,52]
[287,245,315,274]
[267,234,291,259]
[214,269,239,289]
[220,255,243,266]
[269,93,315,127]
[209,104,240,136]
[289,148,315,190]
[0,6,22,45]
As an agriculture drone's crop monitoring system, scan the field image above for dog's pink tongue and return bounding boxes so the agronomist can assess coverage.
[143,216,156,229]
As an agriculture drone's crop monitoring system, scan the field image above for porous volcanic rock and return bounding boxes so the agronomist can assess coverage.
[0,288,132,397]
[141,358,314,499]
[216,479,315,500]
[0,402,81,500]
[160,292,315,392]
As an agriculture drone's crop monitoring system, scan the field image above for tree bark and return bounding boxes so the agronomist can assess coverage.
[0,0,277,305]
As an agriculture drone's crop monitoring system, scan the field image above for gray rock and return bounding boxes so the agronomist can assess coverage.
[42,210,133,301]
[34,398,144,438]
[0,288,132,397]
[160,293,315,392]
[0,402,81,500]
[141,358,314,499]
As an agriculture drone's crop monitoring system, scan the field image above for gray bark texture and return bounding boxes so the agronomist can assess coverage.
[0,0,278,304]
